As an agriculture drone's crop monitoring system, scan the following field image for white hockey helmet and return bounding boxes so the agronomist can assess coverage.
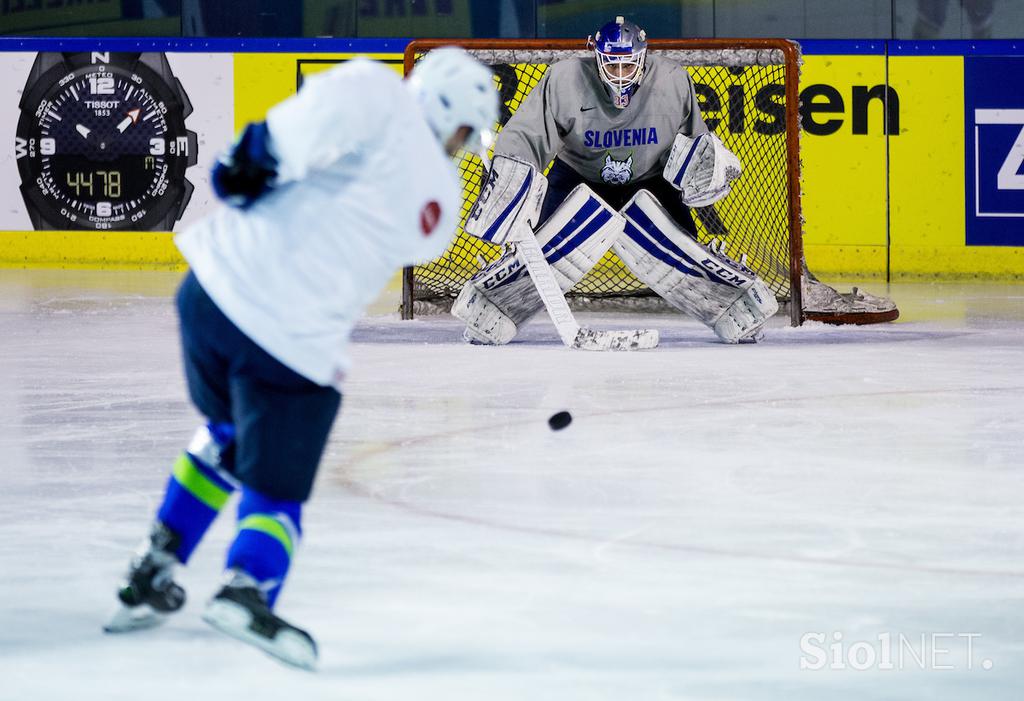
[408,47,499,156]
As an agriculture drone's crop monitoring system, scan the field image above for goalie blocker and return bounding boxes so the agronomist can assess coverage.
[464,154,547,245]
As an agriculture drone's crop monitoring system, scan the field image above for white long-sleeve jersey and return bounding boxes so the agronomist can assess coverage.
[176,59,461,387]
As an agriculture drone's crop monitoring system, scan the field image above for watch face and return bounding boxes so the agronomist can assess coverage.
[15,52,198,231]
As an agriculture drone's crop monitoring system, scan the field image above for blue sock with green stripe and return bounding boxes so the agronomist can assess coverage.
[156,429,237,563]
[226,488,301,608]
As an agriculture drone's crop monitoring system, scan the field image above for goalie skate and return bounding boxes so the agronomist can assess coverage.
[202,570,317,671]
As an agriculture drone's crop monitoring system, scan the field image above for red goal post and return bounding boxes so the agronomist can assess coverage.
[402,38,804,326]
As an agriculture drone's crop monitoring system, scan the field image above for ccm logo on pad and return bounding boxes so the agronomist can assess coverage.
[420,201,441,236]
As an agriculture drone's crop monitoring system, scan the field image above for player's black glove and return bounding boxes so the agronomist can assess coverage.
[211,121,279,209]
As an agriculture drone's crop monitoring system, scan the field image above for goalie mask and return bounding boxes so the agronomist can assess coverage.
[589,16,648,109]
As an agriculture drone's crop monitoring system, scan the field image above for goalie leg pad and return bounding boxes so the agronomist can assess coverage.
[452,185,625,345]
[613,190,778,343]
[451,260,524,345]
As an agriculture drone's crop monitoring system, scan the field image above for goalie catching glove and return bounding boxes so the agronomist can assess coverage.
[663,131,742,207]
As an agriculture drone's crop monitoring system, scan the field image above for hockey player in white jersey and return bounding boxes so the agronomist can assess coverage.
[454,16,897,347]
[104,48,498,670]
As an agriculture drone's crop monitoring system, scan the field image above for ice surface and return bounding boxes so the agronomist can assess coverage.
[0,270,1022,701]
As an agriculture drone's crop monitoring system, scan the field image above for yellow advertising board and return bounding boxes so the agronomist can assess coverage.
[799,54,889,278]
[889,56,1023,277]
[802,49,1022,278]
[232,52,402,131]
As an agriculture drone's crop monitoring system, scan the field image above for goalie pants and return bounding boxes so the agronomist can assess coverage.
[176,270,341,503]
[541,158,699,236]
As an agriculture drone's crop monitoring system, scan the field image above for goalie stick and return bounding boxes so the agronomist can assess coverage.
[510,217,659,351]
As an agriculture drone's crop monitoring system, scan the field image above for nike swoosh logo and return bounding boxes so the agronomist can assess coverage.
[580,106,596,112]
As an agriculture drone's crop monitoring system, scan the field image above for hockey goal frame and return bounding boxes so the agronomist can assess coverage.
[401,37,805,326]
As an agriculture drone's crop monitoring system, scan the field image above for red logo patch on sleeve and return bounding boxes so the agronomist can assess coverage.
[420,200,442,236]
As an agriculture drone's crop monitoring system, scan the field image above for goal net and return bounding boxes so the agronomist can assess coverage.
[402,39,804,325]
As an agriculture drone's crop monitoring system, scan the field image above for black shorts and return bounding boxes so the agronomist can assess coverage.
[175,271,341,503]
[539,157,698,234]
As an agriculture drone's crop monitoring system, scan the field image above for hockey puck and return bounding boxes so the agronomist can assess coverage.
[548,411,572,431]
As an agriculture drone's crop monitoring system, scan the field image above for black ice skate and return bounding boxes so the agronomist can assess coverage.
[202,570,317,671]
[104,522,186,633]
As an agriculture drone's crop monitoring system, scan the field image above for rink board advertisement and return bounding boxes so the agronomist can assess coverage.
[964,56,1024,247]
[0,37,1021,277]
[0,51,235,233]
[798,49,889,278]
[801,42,1021,279]
[0,39,405,268]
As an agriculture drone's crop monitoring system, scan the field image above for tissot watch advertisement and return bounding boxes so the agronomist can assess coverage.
[3,50,233,231]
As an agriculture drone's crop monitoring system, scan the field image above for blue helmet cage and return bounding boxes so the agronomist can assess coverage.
[588,15,648,109]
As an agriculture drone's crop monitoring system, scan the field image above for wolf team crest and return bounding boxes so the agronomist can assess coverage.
[601,153,633,185]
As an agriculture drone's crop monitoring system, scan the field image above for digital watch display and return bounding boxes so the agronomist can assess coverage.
[15,51,198,231]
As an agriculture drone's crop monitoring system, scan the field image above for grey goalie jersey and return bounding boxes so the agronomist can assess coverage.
[494,54,709,186]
